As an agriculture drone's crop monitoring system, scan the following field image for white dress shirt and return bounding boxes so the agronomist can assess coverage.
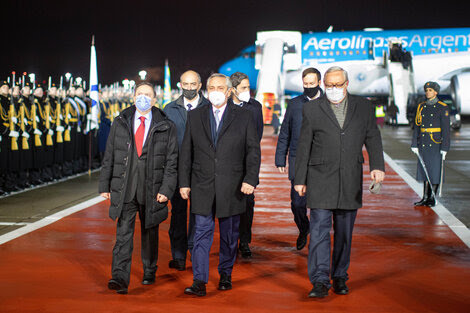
[134,110,152,146]
[212,103,227,127]
[183,94,200,111]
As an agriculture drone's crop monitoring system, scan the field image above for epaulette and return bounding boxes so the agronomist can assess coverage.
[437,101,447,107]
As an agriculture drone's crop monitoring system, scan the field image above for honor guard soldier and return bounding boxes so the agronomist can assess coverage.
[411,81,450,207]
[18,82,35,186]
[48,82,65,179]
[0,80,12,194]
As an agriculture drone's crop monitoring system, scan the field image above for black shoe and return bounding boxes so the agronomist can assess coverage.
[414,182,429,206]
[218,273,232,291]
[184,280,206,297]
[108,278,128,294]
[142,274,155,285]
[169,259,186,271]
[296,232,308,250]
[308,282,329,298]
[239,243,252,259]
[332,278,349,295]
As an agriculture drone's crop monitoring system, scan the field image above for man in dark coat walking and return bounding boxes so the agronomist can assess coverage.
[228,71,263,259]
[294,66,385,298]
[179,73,261,296]
[275,67,323,251]
[99,82,178,294]
[411,81,450,207]
[163,70,210,270]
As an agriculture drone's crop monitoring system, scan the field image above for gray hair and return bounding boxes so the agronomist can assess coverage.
[207,73,232,89]
[325,66,349,81]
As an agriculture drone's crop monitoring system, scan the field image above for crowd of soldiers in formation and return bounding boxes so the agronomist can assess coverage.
[0,78,136,196]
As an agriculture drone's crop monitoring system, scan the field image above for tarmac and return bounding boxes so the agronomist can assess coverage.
[0,124,469,312]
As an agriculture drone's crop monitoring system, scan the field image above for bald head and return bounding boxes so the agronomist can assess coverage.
[180,70,202,100]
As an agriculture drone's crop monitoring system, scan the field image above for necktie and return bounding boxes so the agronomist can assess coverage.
[187,103,192,111]
[214,109,220,129]
[135,116,146,157]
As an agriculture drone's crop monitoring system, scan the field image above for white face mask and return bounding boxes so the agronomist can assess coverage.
[325,87,345,103]
[237,90,250,103]
[135,95,152,111]
[208,91,227,106]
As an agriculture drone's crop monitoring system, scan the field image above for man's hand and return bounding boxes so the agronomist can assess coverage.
[278,167,287,173]
[370,170,385,183]
[241,183,255,195]
[294,185,306,197]
[100,192,110,199]
[156,193,168,203]
[411,147,419,155]
[180,187,191,200]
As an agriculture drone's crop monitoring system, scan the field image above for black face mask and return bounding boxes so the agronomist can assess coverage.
[182,88,198,100]
[303,86,320,98]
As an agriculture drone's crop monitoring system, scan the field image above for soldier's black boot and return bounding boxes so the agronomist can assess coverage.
[414,182,429,206]
[425,184,438,207]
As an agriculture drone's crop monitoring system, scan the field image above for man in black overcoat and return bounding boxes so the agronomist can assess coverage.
[294,66,385,298]
[228,71,263,259]
[99,82,178,294]
[179,73,261,296]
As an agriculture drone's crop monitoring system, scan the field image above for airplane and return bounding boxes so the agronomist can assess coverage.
[219,27,470,127]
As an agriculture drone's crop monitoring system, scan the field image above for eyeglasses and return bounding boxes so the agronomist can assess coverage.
[324,81,347,89]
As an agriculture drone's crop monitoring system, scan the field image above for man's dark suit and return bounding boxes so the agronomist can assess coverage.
[163,94,210,263]
[294,94,384,288]
[179,103,261,283]
[275,94,312,237]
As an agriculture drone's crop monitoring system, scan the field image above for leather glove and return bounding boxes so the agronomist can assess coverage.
[411,147,419,155]
[441,150,447,160]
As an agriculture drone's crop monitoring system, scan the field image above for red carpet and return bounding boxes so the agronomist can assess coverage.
[1,135,469,312]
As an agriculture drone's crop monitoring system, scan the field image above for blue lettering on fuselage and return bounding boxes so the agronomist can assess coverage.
[302,28,470,64]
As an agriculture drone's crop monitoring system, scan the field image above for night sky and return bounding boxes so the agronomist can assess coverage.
[2,0,467,87]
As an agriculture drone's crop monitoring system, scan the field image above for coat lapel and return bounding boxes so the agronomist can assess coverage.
[201,105,213,146]
[319,98,341,129]
[342,95,357,130]
[217,104,236,139]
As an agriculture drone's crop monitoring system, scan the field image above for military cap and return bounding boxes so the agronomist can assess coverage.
[35,83,44,90]
[424,81,440,93]
[1,80,9,88]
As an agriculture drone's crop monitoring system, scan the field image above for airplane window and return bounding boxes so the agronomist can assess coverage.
[243,53,249,59]
[322,51,327,56]
[329,51,333,56]
[336,51,340,55]
[356,50,360,54]
[422,49,425,53]
[455,48,459,52]
[349,51,353,55]
[317,51,321,56]
[343,51,347,55]
[250,52,255,58]
[363,51,366,55]
[310,52,314,56]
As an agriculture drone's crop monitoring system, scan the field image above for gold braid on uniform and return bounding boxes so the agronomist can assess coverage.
[0,102,9,122]
[415,102,424,126]
[36,98,46,120]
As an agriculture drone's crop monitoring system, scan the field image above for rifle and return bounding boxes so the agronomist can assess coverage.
[9,72,18,151]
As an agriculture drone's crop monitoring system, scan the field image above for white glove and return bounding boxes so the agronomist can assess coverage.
[441,150,447,160]
[56,126,65,132]
[33,129,42,136]
[48,129,54,136]
[411,147,419,155]
[35,116,40,122]
[9,130,19,138]
[12,116,18,123]
[22,132,30,138]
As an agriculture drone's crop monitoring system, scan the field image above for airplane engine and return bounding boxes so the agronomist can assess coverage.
[450,73,470,115]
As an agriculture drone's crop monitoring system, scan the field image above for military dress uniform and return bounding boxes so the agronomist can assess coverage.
[411,82,450,206]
